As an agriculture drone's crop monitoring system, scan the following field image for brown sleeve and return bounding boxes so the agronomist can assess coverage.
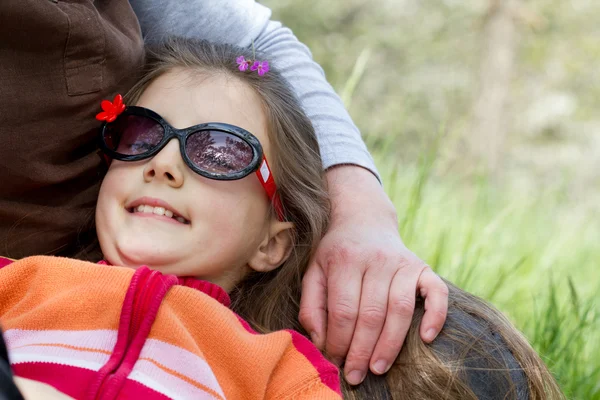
[0,0,144,259]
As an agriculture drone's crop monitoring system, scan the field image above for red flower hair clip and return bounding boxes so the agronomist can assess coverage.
[96,94,126,122]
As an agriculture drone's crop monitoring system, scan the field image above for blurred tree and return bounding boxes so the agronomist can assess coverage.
[265,0,600,193]
[469,0,520,173]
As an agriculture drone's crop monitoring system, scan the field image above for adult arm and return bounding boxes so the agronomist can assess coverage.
[129,0,448,385]
[129,0,377,176]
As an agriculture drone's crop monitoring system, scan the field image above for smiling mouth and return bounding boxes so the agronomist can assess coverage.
[128,204,190,224]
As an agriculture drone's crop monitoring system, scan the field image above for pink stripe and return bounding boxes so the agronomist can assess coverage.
[13,362,98,399]
[87,266,149,399]
[234,315,341,396]
[13,362,170,400]
[101,270,178,399]
[288,330,341,396]
[0,257,13,269]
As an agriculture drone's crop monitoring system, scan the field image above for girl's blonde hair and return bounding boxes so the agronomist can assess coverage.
[122,37,564,399]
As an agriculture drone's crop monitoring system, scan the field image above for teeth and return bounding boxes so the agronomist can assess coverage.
[132,204,186,223]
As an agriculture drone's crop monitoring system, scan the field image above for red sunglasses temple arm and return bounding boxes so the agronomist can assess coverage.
[100,152,112,166]
[255,156,285,221]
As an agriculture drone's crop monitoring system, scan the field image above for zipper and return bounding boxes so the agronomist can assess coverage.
[87,267,177,400]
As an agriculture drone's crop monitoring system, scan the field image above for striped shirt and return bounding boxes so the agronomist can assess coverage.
[0,256,341,400]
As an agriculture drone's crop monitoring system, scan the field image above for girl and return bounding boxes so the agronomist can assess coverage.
[0,38,562,399]
[0,38,336,399]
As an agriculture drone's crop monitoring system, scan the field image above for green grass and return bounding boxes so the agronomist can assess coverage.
[262,2,599,395]
[375,149,600,399]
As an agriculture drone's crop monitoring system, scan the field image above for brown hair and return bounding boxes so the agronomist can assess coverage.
[345,281,565,399]
[120,37,564,399]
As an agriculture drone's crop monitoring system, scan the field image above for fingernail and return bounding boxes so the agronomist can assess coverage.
[425,328,438,342]
[372,360,389,374]
[346,370,366,386]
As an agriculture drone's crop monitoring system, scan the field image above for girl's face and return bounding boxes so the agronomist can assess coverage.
[96,69,290,290]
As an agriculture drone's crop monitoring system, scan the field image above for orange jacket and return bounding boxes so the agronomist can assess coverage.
[0,256,341,400]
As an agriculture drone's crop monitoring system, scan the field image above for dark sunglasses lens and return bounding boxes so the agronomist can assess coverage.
[185,130,254,174]
[103,115,164,155]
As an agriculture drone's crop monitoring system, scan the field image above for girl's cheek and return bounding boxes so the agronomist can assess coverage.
[105,167,134,194]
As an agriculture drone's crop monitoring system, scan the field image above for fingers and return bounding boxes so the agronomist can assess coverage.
[343,263,395,385]
[418,267,449,342]
[367,265,420,376]
[300,231,449,389]
[325,263,364,367]
[299,263,328,349]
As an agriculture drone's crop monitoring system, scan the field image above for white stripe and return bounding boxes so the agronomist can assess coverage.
[4,329,118,353]
[138,339,225,398]
[5,330,226,399]
[259,160,270,182]
[10,346,108,371]
[129,360,223,400]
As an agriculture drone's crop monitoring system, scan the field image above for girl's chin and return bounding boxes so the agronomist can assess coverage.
[112,243,179,269]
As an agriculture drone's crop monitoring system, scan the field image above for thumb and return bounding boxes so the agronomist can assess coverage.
[299,262,328,350]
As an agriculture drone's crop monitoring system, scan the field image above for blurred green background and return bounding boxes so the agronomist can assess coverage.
[264,0,599,398]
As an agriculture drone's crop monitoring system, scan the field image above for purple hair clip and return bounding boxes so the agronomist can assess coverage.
[236,56,251,71]
[236,56,269,76]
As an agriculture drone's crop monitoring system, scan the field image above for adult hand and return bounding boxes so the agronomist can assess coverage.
[299,165,448,386]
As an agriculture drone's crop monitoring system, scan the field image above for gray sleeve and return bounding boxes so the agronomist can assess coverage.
[129,0,380,180]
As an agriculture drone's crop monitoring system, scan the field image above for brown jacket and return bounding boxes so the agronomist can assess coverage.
[0,0,144,258]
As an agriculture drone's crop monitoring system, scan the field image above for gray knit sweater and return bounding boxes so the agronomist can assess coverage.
[129,0,379,180]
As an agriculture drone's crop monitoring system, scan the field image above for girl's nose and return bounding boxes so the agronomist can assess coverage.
[143,139,185,188]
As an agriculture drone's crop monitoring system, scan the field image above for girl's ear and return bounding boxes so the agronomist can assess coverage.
[248,220,295,273]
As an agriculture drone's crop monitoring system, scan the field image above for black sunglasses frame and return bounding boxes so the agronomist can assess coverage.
[98,106,264,181]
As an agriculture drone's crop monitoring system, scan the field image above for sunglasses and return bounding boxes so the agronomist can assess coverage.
[98,106,284,221]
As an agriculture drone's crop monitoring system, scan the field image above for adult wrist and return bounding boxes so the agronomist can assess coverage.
[325,165,398,225]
